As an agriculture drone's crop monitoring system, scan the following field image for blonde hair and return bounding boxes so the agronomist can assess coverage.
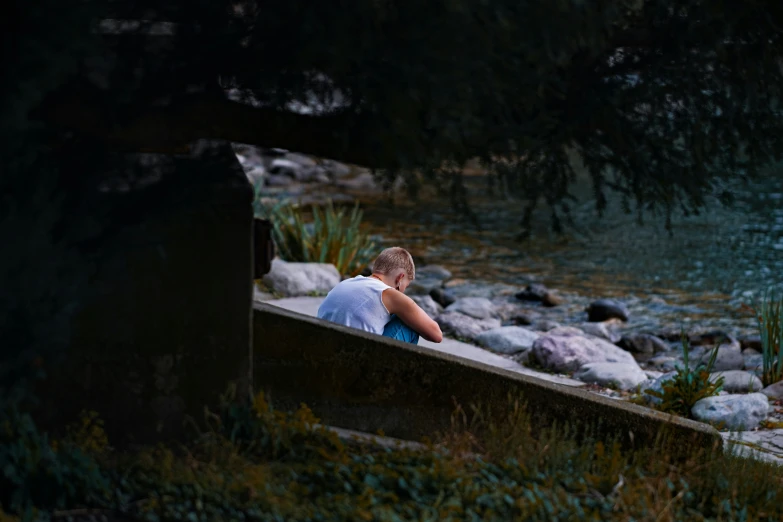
[372,247,415,280]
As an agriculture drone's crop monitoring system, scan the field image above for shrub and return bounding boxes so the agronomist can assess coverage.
[647,335,724,417]
[749,290,783,387]
[255,193,376,277]
[6,390,783,521]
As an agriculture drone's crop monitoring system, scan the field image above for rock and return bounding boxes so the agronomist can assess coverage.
[743,347,761,355]
[336,172,378,191]
[429,288,456,308]
[579,322,622,344]
[269,158,307,179]
[265,173,295,187]
[645,355,681,372]
[691,393,769,431]
[740,336,762,352]
[509,310,541,326]
[743,353,764,373]
[475,326,541,355]
[411,295,443,319]
[416,265,452,281]
[529,328,638,373]
[644,370,664,380]
[762,381,783,401]
[245,166,266,185]
[321,159,352,179]
[445,297,499,320]
[574,362,648,391]
[532,320,562,332]
[515,283,549,302]
[619,333,670,355]
[694,344,744,372]
[710,371,763,393]
[514,284,562,307]
[406,278,443,295]
[586,299,630,322]
[548,326,584,336]
[642,371,677,405]
[436,312,501,341]
[541,292,563,307]
[690,330,735,347]
[262,259,340,297]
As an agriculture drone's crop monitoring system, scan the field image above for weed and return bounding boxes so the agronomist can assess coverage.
[255,192,376,277]
[647,334,724,417]
[748,290,783,387]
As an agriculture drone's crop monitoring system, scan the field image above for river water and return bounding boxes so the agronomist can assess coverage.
[341,169,783,338]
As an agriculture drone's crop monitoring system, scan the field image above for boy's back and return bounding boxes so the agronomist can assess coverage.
[317,275,392,336]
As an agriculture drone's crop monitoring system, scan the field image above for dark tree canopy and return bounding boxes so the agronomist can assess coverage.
[4,0,783,389]
[35,0,783,230]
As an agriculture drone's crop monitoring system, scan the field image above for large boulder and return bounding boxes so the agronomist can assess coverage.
[436,311,501,341]
[475,326,541,355]
[586,299,629,322]
[262,259,340,297]
[574,362,648,391]
[691,394,769,431]
[529,328,638,373]
[709,371,763,393]
[445,297,499,320]
[411,295,443,319]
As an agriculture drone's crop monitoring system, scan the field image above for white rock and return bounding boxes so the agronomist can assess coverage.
[436,311,501,341]
[573,362,648,391]
[529,328,638,373]
[445,297,499,320]
[411,295,443,319]
[578,322,621,344]
[475,326,541,355]
[691,393,769,431]
[694,344,745,372]
[710,371,763,393]
[262,259,340,297]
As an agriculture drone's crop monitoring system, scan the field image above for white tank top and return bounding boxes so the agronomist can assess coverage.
[317,275,392,335]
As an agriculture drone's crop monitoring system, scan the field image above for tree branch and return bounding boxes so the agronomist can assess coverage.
[40,94,385,167]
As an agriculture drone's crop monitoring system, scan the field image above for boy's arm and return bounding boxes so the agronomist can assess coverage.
[382,289,443,343]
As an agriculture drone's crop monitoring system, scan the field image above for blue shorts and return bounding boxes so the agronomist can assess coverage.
[382,315,420,344]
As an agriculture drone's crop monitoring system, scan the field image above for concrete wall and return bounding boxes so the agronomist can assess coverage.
[35,141,254,445]
[254,303,722,456]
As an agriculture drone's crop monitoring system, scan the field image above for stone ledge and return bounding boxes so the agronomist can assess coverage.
[253,303,722,459]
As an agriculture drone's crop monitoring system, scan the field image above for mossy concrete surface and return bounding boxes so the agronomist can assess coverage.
[254,303,722,456]
[35,141,254,446]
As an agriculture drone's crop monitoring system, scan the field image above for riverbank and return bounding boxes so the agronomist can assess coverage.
[237,143,783,340]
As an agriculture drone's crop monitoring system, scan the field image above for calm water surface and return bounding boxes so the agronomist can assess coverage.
[348,173,783,338]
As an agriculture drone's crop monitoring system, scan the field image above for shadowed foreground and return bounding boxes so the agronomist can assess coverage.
[3,390,781,521]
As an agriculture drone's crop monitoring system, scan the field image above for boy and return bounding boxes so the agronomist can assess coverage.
[317,247,443,344]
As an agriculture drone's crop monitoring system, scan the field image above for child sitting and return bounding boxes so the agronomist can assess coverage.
[317,247,443,344]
